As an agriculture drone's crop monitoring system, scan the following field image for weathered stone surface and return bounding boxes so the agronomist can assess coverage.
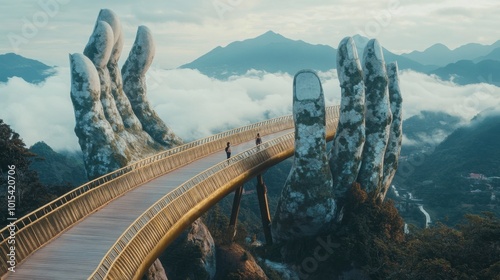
[271,38,404,279]
[161,218,216,280]
[188,219,217,280]
[356,39,392,194]
[261,259,300,280]
[380,62,403,200]
[215,243,268,280]
[122,26,182,147]
[96,9,123,64]
[83,19,124,133]
[329,37,366,198]
[98,9,144,132]
[70,9,182,179]
[69,53,128,177]
[272,70,336,242]
[83,20,114,69]
[143,259,168,280]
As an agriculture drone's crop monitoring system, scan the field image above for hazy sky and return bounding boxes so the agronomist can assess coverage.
[1,0,499,68]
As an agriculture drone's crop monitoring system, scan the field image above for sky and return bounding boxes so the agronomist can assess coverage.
[1,0,500,68]
[1,0,500,151]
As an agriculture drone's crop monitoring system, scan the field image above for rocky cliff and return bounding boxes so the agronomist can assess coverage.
[160,218,216,280]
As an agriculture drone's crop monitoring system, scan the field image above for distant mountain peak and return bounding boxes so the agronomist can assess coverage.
[426,43,451,52]
[251,30,290,43]
[221,30,291,51]
[259,30,282,38]
[180,31,337,79]
[3,52,20,58]
[0,53,56,84]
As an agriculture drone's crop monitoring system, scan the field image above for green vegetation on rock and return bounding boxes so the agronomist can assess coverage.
[29,141,88,187]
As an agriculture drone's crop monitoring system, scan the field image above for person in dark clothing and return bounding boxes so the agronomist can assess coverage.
[225,142,231,159]
[255,133,262,146]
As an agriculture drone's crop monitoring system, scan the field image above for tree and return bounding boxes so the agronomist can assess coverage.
[0,119,35,173]
[388,213,500,279]
[0,119,56,228]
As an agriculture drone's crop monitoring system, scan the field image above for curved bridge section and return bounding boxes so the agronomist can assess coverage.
[1,106,339,279]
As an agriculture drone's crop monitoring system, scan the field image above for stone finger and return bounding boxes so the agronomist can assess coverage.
[357,39,392,194]
[272,70,335,242]
[122,26,182,147]
[380,62,403,200]
[83,18,125,132]
[330,36,366,198]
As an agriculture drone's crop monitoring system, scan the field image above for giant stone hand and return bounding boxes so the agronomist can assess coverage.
[70,9,182,180]
[272,37,403,242]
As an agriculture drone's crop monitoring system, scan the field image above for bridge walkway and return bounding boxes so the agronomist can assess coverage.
[5,130,291,280]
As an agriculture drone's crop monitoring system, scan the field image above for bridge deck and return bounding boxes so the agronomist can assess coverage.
[6,130,292,280]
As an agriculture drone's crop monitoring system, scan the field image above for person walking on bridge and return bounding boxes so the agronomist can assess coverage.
[225,142,232,159]
[255,133,262,146]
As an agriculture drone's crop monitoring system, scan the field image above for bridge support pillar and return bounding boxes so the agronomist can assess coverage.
[256,174,273,245]
[227,185,244,242]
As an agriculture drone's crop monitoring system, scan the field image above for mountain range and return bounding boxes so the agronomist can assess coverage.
[430,59,500,85]
[406,109,500,225]
[181,31,500,86]
[401,41,500,66]
[410,109,500,185]
[180,31,337,79]
[2,31,499,85]
[180,31,436,79]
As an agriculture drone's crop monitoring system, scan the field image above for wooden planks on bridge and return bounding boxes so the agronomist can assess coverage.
[4,130,291,280]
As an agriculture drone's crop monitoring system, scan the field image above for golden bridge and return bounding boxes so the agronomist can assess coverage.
[1,106,340,280]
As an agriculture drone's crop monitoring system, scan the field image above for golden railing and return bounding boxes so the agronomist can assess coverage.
[0,110,294,276]
[89,106,340,280]
[0,106,339,278]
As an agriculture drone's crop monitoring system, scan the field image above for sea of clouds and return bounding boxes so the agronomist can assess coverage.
[0,67,499,151]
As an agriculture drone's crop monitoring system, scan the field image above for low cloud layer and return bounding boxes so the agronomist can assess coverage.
[0,68,499,152]
[0,69,77,150]
[399,70,500,121]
